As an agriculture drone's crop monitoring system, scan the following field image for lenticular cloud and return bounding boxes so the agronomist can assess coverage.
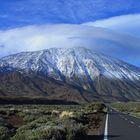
[0,24,140,65]
[83,14,140,37]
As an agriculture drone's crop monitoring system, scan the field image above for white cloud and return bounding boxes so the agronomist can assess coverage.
[83,14,140,37]
[0,24,140,66]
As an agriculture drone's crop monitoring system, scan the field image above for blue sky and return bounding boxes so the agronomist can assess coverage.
[0,0,140,67]
[0,0,140,29]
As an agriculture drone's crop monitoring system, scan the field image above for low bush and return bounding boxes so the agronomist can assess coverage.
[11,126,66,140]
[0,126,10,140]
[84,103,106,114]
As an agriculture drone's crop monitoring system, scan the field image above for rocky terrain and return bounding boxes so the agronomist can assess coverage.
[0,48,140,103]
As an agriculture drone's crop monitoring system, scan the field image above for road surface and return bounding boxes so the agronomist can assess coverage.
[104,107,140,140]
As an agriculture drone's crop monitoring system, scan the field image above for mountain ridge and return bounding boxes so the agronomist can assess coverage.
[0,47,140,103]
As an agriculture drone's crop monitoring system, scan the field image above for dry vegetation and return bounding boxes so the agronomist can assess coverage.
[111,102,140,118]
[0,103,106,140]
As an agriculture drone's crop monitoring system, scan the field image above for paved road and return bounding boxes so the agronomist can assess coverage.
[106,108,140,140]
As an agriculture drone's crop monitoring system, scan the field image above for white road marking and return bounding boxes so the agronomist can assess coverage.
[124,118,128,120]
[104,113,108,140]
[130,121,134,124]
[138,126,140,128]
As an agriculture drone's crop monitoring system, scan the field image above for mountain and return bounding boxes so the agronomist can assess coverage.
[0,47,140,103]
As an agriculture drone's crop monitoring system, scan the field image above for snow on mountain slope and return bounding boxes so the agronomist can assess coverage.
[1,47,140,101]
[0,47,140,84]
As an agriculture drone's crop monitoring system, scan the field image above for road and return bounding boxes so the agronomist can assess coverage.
[104,107,140,140]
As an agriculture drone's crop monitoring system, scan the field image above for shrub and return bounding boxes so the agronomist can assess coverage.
[11,126,66,140]
[59,111,74,119]
[23,115,39,123]
[65,123,86,140]
[84,103,105,113]
[0,126,10,140]
[12,116,86,140]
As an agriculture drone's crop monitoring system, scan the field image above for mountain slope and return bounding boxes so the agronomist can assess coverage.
[0,48,140,102]
[0,68,100,103]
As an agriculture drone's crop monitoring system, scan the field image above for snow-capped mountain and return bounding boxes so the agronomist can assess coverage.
[0,47,140,81]
[0,47,140,102]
